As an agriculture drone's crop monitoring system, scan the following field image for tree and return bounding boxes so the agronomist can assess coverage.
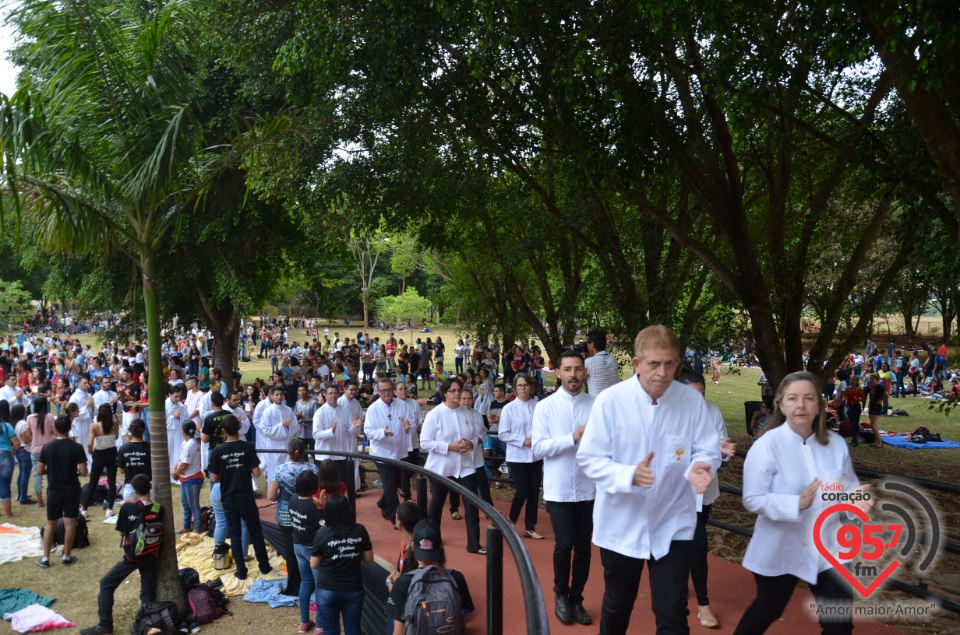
[347,228,388,328]
[0,0,229,610]
[378,288,432,323]
[0,279,35,327]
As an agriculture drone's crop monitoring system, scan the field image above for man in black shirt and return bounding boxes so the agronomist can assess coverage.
[208,415,272,580]
[200,391,232,468]
[117,419,151,500]
[79,475,159,635]
[36,415,88,568]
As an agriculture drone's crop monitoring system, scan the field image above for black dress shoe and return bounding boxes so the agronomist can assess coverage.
[572,603,592,625]
[555,595,573,625]
[19,498,37,505]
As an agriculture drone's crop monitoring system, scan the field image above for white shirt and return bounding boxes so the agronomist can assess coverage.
[338,395,363,421]
[184,389,204,425]
[177,438,202,478]
[698,402,729,508]
[93,389,118,412]
[0,385,30,409]
[421,404,481,478]
[313,403,360,460]
[364,397,412,460]
[197,390,214,421]
[404,398,423,450]
[228,406,251,438]
[256,402,299,450]
[463,407,487,470]
[69,389,95,425]
[165,398,188,431]
[497,397,538,463]
[532,389,596,503]
[576,377,721,560]
[741,424,859,584]
[585,351,620,395]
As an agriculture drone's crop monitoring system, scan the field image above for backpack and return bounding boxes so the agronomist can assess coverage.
[402,566,463,635]
[42,515,89,549]
[122,502,164,563]
[199,506,215,537]
[179,567,200,589]
[133,601,181,635]
[80,482,111,506]
[187,583,229,624]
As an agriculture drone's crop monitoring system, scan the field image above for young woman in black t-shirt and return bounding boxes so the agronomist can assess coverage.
[867,373,887,449]
[289,470,324,634]
[310,493,373,635]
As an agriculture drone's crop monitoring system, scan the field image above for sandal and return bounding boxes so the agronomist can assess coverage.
[698,608,720,629]
[450,512,463,521]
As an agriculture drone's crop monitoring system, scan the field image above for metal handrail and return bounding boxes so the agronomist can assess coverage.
[256,448,550,635]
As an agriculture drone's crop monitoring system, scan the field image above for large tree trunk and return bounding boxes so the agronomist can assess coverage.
[140,253,186,614]
[193,291,240,384]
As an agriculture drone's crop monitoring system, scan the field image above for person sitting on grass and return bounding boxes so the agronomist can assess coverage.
[386,519,475,635]
[80,474,160,635]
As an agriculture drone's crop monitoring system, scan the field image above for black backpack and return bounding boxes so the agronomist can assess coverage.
[134,601,181,635]
[122,502,164,563]
[401,566,463,635]
[42,515,89,549]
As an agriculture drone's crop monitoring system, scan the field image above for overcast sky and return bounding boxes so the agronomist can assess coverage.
[0,4,20,97]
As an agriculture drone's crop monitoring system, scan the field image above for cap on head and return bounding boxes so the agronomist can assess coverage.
[412,520,443,561]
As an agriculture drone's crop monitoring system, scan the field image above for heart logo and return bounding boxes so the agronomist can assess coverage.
[813,503,899,597]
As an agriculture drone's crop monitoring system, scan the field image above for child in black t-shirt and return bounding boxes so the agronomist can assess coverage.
[117,419,151,500]
[386,520,474,635]
[310,493,373,635]
[79,474,160,635]
[289,471,324,633]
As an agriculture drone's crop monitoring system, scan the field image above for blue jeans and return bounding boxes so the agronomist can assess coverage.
[314,587,364,635]
[0,451,14,501]
[16,448,31,501]
[294,543,318,624]
[210,482,249,552]
[31,451,42,496]
[180,479,203,531]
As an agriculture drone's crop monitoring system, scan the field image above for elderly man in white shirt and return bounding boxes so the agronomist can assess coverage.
[365,377,413,527]
[68,377,96,468]
[256,385,299,484]
[313,385,363,519]
[577,325,720,635]
[532,350,596,626]
[420,377,485,554]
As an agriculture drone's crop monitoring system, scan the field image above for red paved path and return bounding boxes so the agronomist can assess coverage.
[262,489,904,635]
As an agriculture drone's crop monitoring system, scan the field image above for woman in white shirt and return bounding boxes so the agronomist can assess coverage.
[733,371,872,635]
[460,390,492,508]
[420,378,486,554]
[497,372,543,539]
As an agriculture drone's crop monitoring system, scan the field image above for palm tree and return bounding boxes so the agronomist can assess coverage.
[0,0,219,608]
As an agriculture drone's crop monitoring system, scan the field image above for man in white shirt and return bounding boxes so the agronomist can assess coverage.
[396,381,422,502]
[0,375,30,410]
[165,389,189,473]
[337,380,363,421]
[577,325,720,635]
[93,376,120,415]
[69,377,96,468]
[313,385,363,519]
[183,376,204,426]
[365,378,413,527]
[255,386,298,484]
[584,330,620,395]
[532,350,596,626]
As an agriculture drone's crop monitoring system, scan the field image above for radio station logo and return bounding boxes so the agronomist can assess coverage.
[813,481,940,599]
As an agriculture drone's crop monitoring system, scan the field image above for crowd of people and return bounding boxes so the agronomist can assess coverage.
[1,320,910,635]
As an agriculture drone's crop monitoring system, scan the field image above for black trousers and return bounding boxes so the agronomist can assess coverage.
[97,558,157,629]
[280,524,300,596]
[334,459,357,523]
[507,460,543,531]
[599,542,691,635]
[400,449,420,500]
[449,469,492,511]
[376,461,402,523]
[546,500,594,603]
[84,447,118,510]
[690,504,711,606]
[222,496,271,578]
[428,472,481,552]
[732,569,853,635]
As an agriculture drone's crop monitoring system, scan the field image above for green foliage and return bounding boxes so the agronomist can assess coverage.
[0,279,36,327]
[378,288,433,322]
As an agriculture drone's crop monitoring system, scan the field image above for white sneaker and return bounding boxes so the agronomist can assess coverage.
[80,509,88,520]
[104,509,114,519]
